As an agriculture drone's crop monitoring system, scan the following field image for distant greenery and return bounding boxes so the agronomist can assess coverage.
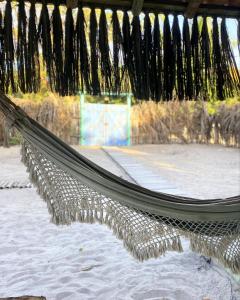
[206,97,240,115]
[9,132,22,145]
[84,94,131,104]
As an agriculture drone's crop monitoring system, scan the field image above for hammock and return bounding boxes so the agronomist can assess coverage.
[0,93,240,274]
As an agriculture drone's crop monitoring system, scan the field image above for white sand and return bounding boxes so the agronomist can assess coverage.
[109,144,240,199]
[0,145,239,300]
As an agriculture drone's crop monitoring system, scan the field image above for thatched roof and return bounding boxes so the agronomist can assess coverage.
[1,0,239,99]
[19,0,240,18]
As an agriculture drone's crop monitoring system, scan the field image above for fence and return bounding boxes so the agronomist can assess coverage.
[0,97,239,147]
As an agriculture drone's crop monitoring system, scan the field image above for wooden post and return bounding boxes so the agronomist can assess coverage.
[185,0,201,18]
[132,0,144,16]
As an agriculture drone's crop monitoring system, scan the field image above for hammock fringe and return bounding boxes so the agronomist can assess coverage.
[20,138,240,273]
[21,138,185,262]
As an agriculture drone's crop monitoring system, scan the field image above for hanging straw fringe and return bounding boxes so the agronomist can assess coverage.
[132,15,144,99]
[99,9,112,92]
[163,14,174,100]
[112,10,122,94]
[191,17,201,98]
[142,13,152,100]
[220,18,240,98]
[17,0,28,93]
[28,0,40,93]
[212,17,224,100]
[183,17,193,100]
[0,4,239,100]
[89,8,100,95]
[38,2,54,91]
[64,7,76,95]
[200,16,211,99]
[150,13,162,101]
[122,11,135,96]
[4,0,16,93]
[172,15,184,100]
[52,4,64,95]
[76,5,91,93]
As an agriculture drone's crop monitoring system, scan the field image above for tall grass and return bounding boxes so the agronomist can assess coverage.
[0,93,79,145]
[131,99,240,147]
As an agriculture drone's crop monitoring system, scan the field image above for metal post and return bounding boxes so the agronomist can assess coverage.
[80,93,85,145]
[127,94,131,146]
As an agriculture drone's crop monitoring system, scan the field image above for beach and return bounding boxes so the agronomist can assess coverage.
[0,144,239,300]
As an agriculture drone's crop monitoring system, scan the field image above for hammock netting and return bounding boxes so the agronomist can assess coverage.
[0,93,239,273]
[0,0,240,100]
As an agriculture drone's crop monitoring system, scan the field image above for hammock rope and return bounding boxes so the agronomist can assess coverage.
[0,93,239,273]
[0,1,239,100]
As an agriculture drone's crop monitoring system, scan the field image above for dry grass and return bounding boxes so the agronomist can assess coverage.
[0,97,239,147]
[0,95,80,145]
[131,100,240,147]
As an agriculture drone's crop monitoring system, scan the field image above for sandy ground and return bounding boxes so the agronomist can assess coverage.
[110,144,240,199]
[0,145,239,300]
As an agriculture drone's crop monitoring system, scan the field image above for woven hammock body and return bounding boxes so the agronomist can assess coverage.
[0,93,240,273]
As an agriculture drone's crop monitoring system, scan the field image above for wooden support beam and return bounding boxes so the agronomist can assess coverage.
[185,0,201,18]
[132,0,144,16]
[66,0,78,8]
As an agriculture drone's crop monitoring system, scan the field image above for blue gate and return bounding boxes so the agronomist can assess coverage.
[80,94,131,146]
